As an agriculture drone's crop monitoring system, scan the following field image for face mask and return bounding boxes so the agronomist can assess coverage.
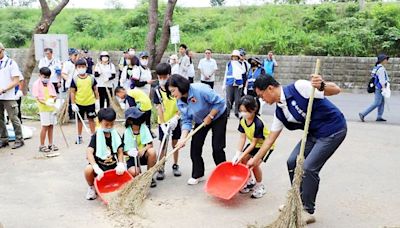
[159,79,167,86]
[42,79,49,84]
[101,57,109,62]
[140,59,148,66]
[128,51,135,56]
[102,128,113,133]
[239,112,251,119]
[126,60,131,65]
[77,68,87,75]
[116,97,124,103]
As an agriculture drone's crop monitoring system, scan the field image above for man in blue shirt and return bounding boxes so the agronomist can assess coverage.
[167,74,227,185]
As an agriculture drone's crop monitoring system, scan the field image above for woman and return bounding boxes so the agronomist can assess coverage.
[131,51,154,96]
[119,54,140,90]
[94,51,116,108]
[167,74,227,185]
[359,54,390,122]
[248,74,347,224]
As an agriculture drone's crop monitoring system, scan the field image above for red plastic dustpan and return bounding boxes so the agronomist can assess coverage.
[205,161,250,200]
[94,170,134,205]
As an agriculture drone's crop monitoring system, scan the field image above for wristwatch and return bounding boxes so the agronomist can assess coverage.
[318,81,326,91]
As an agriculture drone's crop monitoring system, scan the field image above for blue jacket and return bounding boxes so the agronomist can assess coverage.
[225,61,243,86]
[177,83,226,131]
[275,84,346,138]
[247,67,265,90]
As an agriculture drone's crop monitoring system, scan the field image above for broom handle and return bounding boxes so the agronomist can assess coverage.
[165,123,206,160]
[298,59,321,159]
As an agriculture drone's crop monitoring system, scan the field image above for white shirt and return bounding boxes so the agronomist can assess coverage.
[270,80,325,132]
[0,56,22,100]
[133,66,152,95]
[188,62,195,78]
[38,57,61,83]
[198,58,218,82]
[61,60,76,89]
[178,55,190,79]
[223,60,245,87]
[120,65,140,90]
[95,62,117,88]
[375,64,389,88]
[171,63,179,75]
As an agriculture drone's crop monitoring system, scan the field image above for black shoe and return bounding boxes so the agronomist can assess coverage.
[358,113,365,122]
[376,118,387,122]
[150,178,157,188]
[0,141,9,148]
[12,141,24,149]
[172,164,181,177]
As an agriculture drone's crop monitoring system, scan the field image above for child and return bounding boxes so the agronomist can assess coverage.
[70,58,99,144]
[232,95,274,199]
[84,108,126,200]
[114,86,152,131]
[123,107,157,188]
[154,63,181,180]
[94,51,116,108]
[32,67,58,154]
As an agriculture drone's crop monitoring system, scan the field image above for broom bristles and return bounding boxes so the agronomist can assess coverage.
[105,87,124,118]
[108,156,167,216]
[57,90,70,125]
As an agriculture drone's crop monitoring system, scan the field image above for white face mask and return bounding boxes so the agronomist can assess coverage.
[159,79,167,86]
[101,57,109,62]
[239,112,251,119]
[77,68,87,75]
[140,59,148,66]
[128,51,135,56]
[126,60,131,65]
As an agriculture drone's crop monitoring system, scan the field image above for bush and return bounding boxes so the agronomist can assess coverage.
[72,14,94,32]
[0,20,31,47]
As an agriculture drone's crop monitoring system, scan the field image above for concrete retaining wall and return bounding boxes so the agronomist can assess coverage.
[6,49,399,91]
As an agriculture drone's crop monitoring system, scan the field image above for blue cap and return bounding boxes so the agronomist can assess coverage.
[68,48,79,55]
[125,107,144,120]
[377,54,389,64]
[139,51,149,58]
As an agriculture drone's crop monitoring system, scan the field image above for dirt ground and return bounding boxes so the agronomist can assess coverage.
[0,109,400,228]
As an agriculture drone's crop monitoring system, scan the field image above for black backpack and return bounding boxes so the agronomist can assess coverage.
[367,77,375,93]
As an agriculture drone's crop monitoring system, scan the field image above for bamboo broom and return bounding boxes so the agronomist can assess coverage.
[266,59,321,228]
[105,87,124,119]
[57,90,71,125]
[108,123,206,216]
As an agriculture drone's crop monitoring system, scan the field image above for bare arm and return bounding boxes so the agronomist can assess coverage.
[237,133,247,152]
[252,130,282,165]
[86,147,97,166]
[311,74,341,96]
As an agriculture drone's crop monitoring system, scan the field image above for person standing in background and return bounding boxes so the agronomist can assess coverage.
[131,51,154,96]
[178,44,190,80]
[198,49,218,89]
[187,49,195,83]
[263,51,278,77]
[119,54,140,91]
[169,54,180,75]
[61,48,80,120]
[239,48,250,96]
[94,51,116,108]
[81,49,94,75]
[39,48,62,94]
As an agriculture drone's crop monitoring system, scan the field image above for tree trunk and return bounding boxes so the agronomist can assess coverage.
[146,0,178,71]
[146,0,158,70]
[21,0,69,93]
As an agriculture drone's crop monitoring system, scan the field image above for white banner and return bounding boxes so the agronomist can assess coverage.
[34,34,68,61]
[170,25,180,44]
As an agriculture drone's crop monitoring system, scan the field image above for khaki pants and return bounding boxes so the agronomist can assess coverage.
[0,100,23,143]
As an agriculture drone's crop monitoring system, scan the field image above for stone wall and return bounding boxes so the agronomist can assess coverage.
[6,49,399,91]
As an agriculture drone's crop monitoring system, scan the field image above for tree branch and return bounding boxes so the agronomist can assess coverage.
[146,0,159,69]
[39,0,50,17]
[51,0,70,18]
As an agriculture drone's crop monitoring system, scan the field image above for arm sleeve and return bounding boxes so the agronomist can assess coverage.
[153,89,161,105]
[254,119,265,139]
[131,79,147,88]
[270,114,284,132]
[88,134,97,150]
[238,121,245,133]
[126,95,137,107]
[377,68,386,88]
[295,80,324,99]
[70,79,77,89]
[10,61,22,78]
[38,59,45,69]
[213,60,218,70]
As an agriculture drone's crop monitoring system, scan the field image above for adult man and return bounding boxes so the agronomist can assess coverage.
[0,42,24,149]
[178,44,190,79]
[81,49,94,75]
[61,48,79,119]
[198,49,218,89]
[248,75,347,224]
[38,48,62,93]
[263,51,278,77]
[239,48,250,95]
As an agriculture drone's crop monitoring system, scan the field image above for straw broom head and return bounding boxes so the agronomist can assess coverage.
[105,87,124,119]
[266,59,321,228]
[57,90,70,125]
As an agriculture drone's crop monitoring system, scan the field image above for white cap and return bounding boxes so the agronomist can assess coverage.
[0,42,5,50]
[169,54,178,60]
[231,50,240,57]
[100,51,109,56]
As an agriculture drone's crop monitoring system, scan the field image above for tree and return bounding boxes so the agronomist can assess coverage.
[21,0,69,92]
[210,0,225,7]
[146,0,178,70]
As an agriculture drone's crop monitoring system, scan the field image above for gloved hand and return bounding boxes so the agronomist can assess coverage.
[160,123,169,134]
[231,150,242,165]
[71,103,79,112]
[115,162,126,175]
[45,99,56,107]
[15,90,23,99]
[92,164,104,180]
[127,148,138,157]
[167,115,180,131]
[95,101,100,110]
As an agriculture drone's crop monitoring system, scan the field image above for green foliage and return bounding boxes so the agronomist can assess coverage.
[1,2,400,57]
[210,0,225,7]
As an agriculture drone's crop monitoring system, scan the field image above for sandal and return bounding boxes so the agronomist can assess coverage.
[39,145,50,153]
[48,145,59,151]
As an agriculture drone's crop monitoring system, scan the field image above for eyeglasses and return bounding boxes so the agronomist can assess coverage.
[256,90,265,98]
[205,52,211,54]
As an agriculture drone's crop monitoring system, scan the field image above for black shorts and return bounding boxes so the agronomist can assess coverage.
[126,152,148,168]
[158,120,182,141]
[243,144,274,162]
[77,104,97,119]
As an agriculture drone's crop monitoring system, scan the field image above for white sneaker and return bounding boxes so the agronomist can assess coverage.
[86,186,97,200]
[251,184,266,198]
[187,177,203,185]
[302,210,316,224]
[239,176,256,193]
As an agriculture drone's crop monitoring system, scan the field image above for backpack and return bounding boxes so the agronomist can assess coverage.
[367,66,382,93]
